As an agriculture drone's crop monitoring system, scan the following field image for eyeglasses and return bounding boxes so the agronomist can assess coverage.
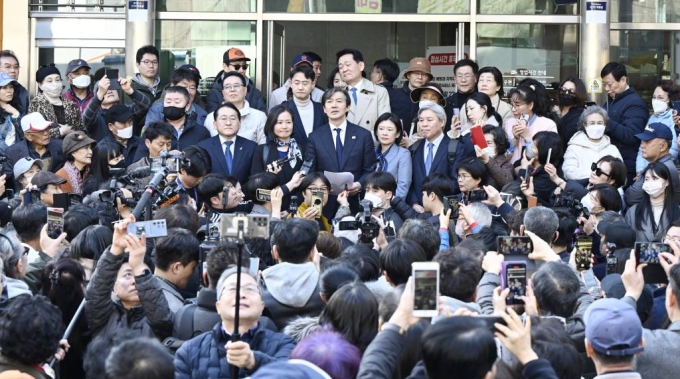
[307,187,329,193]
[458,174,472,180]
[217,116,239,123]
[591,162,611,178]
[456,74,474,80]
[510,102,526,109]
[231,64,249,71]
[141,60,159,66]
[223,84,244,91]
[222,285,260,295]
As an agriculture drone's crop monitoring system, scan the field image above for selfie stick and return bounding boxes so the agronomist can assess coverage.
[132,167,169,220]
[49,299,87,367]
[229,219,246,378]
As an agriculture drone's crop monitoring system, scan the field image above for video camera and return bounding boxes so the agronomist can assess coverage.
[338,199,380,244]
[554,190,590,219]
[150,150,190,174]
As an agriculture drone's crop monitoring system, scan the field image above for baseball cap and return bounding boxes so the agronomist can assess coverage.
[177,64,202,80]
[62,131,96,156]
[0,72,17,87]
[223,48,251,64]
[31,171,66,188]
[251,360,331,379]
[597,220,636,248]
[21,112,52,133]
[105,104,133,125]
[584,298,644,356]
[635,122,673,141]
[600,274,654,317]
[66,59,91,75]
[13,157,44,180]
[291,54,314,68]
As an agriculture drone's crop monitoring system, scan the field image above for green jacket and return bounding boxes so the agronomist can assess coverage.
[22,251,52,295]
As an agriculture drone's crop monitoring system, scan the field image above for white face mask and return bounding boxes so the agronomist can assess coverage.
[363,193,384,209]
[42,82,63,98]
[482,146,496,158]
[72,75,91,89]
[652,99,669,114]
[586,125,606,140]
[116,125,133,139]
[642,180,667,198]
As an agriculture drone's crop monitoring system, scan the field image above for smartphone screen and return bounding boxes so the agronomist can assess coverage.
[413,265,439,316]
[503,262,526,305]
[497,236,533,255]
[256,189,271,202]
[575,235,593,271]
[443,195,459,219]
[46,207,65,239]
[635,242,670,284]
[581,269,602,298]
[311,190,324,218]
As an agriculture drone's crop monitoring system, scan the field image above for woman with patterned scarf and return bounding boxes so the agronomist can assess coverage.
[55,131,96,195]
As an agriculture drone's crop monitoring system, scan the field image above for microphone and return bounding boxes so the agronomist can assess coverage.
[128,166,151,178]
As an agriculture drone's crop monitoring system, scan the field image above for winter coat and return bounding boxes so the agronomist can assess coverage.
[625,203,678,243]
[563,131,623,180]
[85,248,173,340]
[0,354,51,379]
[174,322,296,379]
[206,71,266,114]
[145,102,208,130]
[504,115,558,164]
[205,100,267,144]
[28,93,84,140]
[602,87,649,176]
[283,316,321,343]
[635,109,678,173]
[485,153,515,190]
[625,153,680,207]
[82,86,151,142]
[13,82,29,117]
[558,106,584,148]
[63,86,95,116]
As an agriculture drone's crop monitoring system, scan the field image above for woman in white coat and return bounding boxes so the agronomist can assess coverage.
[562,105,622,181]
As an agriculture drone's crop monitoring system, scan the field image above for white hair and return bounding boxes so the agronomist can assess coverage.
[467,203,492,227]
[418,101,447,123]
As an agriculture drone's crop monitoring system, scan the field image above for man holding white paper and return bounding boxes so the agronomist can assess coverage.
[305,87,377,215]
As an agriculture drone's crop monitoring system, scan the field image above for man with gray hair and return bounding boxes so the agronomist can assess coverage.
[407,101,475,211]
[174,268,296,379]
[522,206,559,245]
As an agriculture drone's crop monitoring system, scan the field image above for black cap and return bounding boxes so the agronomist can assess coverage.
[66,59,91,75]
[105,104,133,125]
[177,64,202,80]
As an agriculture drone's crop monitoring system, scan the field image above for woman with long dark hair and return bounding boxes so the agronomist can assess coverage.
[82,138,125,194]
[0,73,24,149]
[519,131,564,206]
[555,76,587,145]
[625,161,680,242]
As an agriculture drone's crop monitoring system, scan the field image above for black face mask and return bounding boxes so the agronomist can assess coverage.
[559,94,576,106]
[163,106,186,121]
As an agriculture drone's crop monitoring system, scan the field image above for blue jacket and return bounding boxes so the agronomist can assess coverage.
[174,322,296,379]
[601,87,649,174]
[206,71,267,114]
[144,102,208,129]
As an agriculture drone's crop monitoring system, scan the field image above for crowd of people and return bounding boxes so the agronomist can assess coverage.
[0,43,679,379]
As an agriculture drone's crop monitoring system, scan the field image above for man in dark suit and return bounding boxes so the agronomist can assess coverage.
[280,65,327,152]
[408,102,474,211]
[197,103,256,186]
[305,88,376,215]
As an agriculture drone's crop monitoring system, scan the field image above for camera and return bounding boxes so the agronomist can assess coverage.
[554,190,590,219]
[337,200,380,244]
[150,150,190,174]
[127,219,168,238]
[220,214,270,240]
[465,189,488,204]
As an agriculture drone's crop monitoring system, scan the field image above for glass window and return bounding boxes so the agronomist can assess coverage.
[264,0,469,13]
[476,24,578,93]
[38,48,126,77]
[156,21,257,100]
[158,0,256,12]
[611,0,680,23]
[610,30,677,103]
[30,0,124,12]
[477,0,577,15]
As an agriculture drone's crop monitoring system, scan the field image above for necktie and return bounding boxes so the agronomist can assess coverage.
[350,87,358,105]
[425,142,434,174]
[224,141,233,174]
[334,128,343,166]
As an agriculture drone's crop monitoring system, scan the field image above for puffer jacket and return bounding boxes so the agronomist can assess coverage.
[85,248,173,340]
[206,71,266,114]
[562,131,623,180]
[283,316,321,343]
[602,87,649,176]
[174,322,296,379]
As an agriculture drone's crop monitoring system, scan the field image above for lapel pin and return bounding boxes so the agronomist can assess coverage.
[352,135,356,139]
[239,147,243,150]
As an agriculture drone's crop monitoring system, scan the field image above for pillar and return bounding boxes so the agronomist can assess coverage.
[125,0,155,77]
[579,0,610,105]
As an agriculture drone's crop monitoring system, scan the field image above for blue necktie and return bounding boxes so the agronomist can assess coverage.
[224,141,233,174]
[350,87,358,105]
[425,142,434,174]
[334,128,343,167]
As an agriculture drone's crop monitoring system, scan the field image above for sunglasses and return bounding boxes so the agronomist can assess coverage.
[591,162,611,178]
[231,64,249,70]
[559,87,576,96]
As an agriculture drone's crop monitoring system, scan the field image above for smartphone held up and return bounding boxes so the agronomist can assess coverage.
[412,262,440,318]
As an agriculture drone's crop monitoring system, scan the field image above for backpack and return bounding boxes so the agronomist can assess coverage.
[408,138,459,166]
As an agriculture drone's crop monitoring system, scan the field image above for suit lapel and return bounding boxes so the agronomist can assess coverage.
[232,136,244,175]
[319,126,340,171]
[351,79,374,123]
[431,135,450,172]
[341,124,359,170]
[415,140,426,174]
[212,137,230,175]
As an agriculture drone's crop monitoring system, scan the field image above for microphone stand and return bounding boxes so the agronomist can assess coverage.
[229,219,246,378]
[49,299,86,367]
